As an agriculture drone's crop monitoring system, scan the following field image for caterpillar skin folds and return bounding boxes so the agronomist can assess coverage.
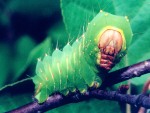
[33,11,133,103]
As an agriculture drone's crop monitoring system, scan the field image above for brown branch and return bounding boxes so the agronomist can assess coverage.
[138,79,150,113]
[7,59,150,113]
[101,59,150,88]
[7,90,150,113]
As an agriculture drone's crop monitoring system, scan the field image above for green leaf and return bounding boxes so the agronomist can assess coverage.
[7,0,60,18]
[12,35,36,81]
[13,37,53,81]
[0,43,11,87]
[47,20,68,49]
[0,37,53,112]
[61,0,115,38]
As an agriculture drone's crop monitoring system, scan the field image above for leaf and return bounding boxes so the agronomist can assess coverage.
[12,35,36,81]
[13,37,53,81]
[7,0,60,18]
[61,0,115,39]
[47,20,68,49]
[0,43,11,87]
[0,37,53,112]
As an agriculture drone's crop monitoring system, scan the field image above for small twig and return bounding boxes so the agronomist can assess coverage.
[7,59,150,113]
[138,79,150,113]
[142,79,150,93]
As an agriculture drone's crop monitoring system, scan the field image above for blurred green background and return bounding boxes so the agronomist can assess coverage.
[0,0,150,112]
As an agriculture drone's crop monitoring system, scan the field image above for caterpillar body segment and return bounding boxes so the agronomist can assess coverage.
[34,39,99,103]
[33,11,132,103]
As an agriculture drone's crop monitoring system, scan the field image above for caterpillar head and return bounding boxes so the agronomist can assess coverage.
[98,29,123,70]
[83,11,132,71]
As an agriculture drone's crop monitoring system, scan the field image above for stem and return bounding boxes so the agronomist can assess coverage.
[7,90,150,113]
[102,59,150,88]
[7,59,150,113]
[138,79,150,113]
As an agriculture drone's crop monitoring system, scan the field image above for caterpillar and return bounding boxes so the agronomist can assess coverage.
[32,10,133,103]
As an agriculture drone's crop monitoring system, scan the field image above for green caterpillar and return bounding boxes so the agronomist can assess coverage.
[33,10,133,103]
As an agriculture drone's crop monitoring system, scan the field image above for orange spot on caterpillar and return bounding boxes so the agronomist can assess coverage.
[35,83,42,96]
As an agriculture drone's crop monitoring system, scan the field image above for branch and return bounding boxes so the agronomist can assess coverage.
[7,59,150,113]
[7,90,150,113]
[102,59,150,88]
